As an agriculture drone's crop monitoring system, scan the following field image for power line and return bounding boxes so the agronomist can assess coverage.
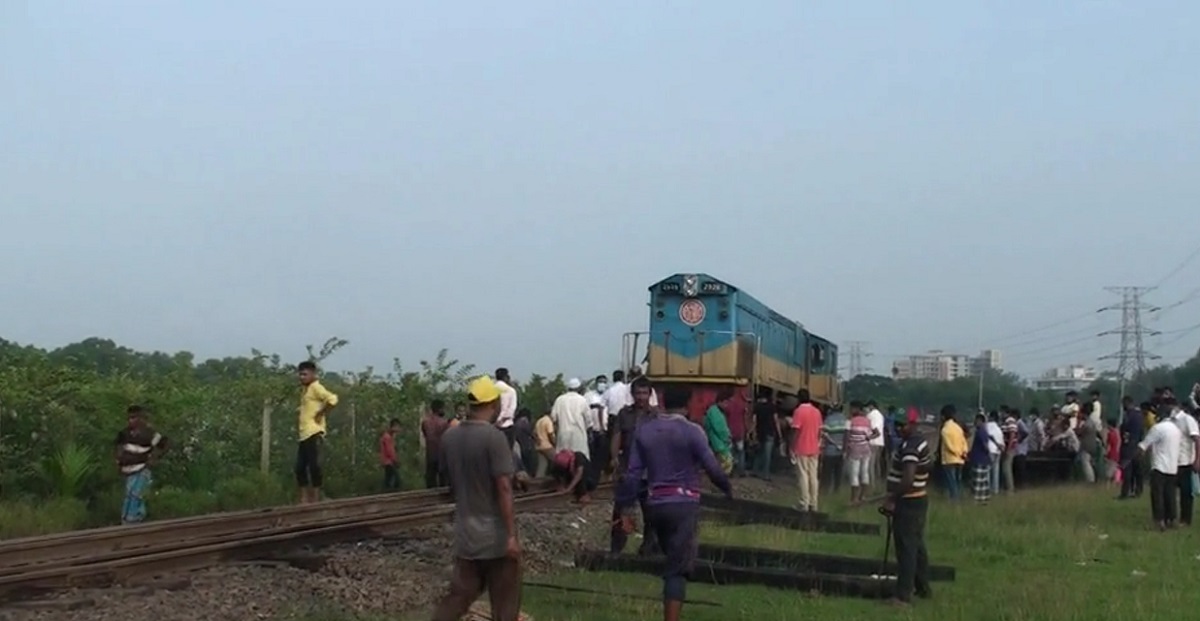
[1153,243,1200,287]
[1098,286,1160,379]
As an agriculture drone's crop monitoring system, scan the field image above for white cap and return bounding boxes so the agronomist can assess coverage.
[566,378,582,390]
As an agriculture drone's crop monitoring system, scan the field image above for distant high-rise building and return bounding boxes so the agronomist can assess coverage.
[1032,364,1098,392]
[892,349,1003,382]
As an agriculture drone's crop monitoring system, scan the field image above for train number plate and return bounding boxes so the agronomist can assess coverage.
[679,299,706,326]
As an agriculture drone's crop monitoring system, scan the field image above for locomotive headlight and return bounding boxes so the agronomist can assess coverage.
[683,274,699,297]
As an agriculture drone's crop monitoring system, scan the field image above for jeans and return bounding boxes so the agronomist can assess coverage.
[754,436,776,479]
[942,464,961,500]
[891,496,931,602]
[731,440,746,476]
[988,454,1001,493]
[821,454,845,493]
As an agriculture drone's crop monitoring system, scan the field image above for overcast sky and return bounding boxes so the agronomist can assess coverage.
[2,1,1198,382]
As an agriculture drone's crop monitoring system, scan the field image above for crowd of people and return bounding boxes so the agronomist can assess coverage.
[111,360,1200,618]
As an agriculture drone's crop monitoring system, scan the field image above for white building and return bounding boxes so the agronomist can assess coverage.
[892,350,1002,381]
[1032,364,1098,392]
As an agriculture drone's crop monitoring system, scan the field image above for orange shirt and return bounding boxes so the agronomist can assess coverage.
[791,403,823,457]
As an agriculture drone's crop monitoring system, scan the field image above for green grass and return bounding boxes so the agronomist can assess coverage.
[514,484,1200,621]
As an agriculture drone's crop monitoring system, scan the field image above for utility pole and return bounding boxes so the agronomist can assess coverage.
[1099,286,1160,400]
[845,341,873,379]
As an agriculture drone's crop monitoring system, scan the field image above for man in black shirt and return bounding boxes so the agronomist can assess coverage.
[752,390,781,480]
[115,405,168,525]
[608,377,658,554]
[881,406,935,606]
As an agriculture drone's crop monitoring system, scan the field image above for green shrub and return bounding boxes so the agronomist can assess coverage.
[0,497,89,539]
[149,485,219,520]
[214,471,291,511]
[36,441,99,499]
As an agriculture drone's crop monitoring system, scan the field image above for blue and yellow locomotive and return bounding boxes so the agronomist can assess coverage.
[622,273,839,419]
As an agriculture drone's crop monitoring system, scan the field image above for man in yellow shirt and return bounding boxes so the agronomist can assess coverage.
[297,360,339,504]
[534,412,556,477]
[939,405,968,500]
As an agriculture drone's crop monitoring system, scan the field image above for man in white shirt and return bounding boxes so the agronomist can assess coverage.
[1137,412,1184,531]
[551,378,591,458]
[865,401,885,485]
[1089,390,1103,428]
[584,375,609,471]
[494,367,519,449]
[1169,401,1200,526]
[1061,391,1080,430]
[985,412,1005,493]
[602,370,630,432]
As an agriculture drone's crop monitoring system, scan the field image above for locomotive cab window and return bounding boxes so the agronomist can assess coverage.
[810,344,825,368]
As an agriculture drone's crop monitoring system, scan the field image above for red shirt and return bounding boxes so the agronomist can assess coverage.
[724,396,747,441]
[379,431,397,466]
[790,403,823,457]
[1105,427,1121,462]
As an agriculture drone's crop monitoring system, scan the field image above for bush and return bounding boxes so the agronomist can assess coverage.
[0,497,89,539]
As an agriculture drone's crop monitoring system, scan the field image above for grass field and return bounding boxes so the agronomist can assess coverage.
[295,483,1200,621]
[505,483,1198,621]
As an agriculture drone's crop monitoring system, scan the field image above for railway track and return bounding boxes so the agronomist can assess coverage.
[0,479,610,602]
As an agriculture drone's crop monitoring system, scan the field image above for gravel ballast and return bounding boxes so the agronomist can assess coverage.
[0,479,783,621]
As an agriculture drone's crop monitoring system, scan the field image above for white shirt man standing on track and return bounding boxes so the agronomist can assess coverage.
[866,400,886,484]
[551,378,591,459]
[493,367,518,451]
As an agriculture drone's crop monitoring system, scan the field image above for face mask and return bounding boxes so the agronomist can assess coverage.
[596,383,608,393]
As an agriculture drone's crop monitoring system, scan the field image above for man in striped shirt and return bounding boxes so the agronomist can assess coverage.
[114,405,168,525]
[881,406,934,606]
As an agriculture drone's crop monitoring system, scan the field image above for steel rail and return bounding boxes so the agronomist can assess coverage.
[0,483,611,600]
[0,478,559,573]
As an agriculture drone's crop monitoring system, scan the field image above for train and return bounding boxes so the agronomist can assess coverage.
[621,273,840,420]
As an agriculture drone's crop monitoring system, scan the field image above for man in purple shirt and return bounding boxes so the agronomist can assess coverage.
[616,384,733,621]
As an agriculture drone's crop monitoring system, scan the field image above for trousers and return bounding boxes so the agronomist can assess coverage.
[610,478,660,555]
[1120,457,1144,497]
[941,464,961,500]
[1177,467,1195,525]
[383,464,400,490]
[891,496,931,602]
[794,455,820,511]
[1000,453,1016,492]
[1150,469,1178,524]
[644,502,700,602]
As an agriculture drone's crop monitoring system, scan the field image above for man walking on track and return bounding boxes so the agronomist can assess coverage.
[431,376,522,621]
[880,406,934,606]
[297,361,338,505]
[615,384,733,621]
[608,377,658,555]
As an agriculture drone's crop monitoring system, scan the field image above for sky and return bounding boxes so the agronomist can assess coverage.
[2,1,1199,382]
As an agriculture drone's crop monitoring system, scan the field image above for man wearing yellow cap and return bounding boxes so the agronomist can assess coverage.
[430,376,523,621]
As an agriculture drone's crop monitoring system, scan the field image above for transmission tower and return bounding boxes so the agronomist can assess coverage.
[1098,286,1160,379]
[845,341,872,378]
